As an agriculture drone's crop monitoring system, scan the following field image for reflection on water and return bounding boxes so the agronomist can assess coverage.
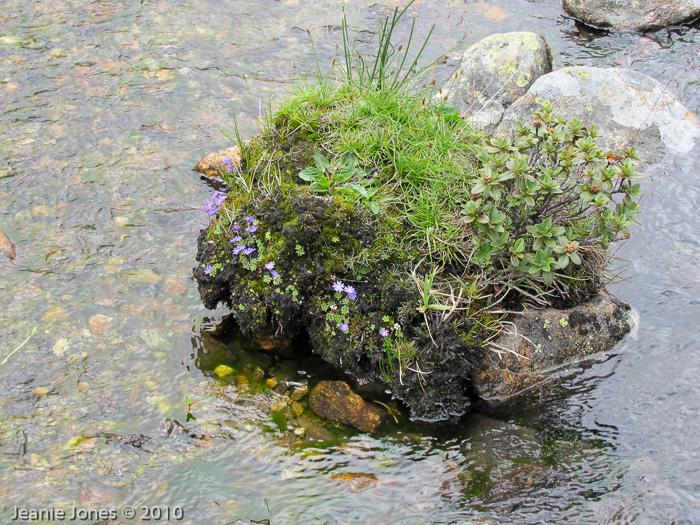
[1,0,699,522]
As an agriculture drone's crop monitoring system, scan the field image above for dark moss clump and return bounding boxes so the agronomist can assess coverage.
[195,185,493,419]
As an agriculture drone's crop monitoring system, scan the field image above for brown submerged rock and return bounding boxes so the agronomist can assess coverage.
[481,463,567,507]
[309,380,385,432]
[472,295,632,406]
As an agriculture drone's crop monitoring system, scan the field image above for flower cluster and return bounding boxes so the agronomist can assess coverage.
[202,190,227,216]
[264,261,279,279]
[331,280,357,300]
[222,158,237,174]
[231,216,258,258]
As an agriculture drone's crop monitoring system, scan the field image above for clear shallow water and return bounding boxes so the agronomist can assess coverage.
[0,0,699,523]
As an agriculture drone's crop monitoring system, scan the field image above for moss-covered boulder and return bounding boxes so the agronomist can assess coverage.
[192,12,642,422]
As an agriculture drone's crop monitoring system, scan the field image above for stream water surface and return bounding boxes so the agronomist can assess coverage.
[1,0,699,523]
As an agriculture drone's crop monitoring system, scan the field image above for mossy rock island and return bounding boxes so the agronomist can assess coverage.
[192,13,640,423]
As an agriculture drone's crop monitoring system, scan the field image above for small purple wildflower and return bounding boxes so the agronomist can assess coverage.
[222,158,237,174]
[231,236,242,242]
[244,247,256,255]
[243,216,255,223]
[339,322,349,332]
[232,245,245,255]
[271,270,279,278]
[247,225,258,233]
[204,265,213,275]
[379,328,389,338]
[332,281,345,293]
[264,262,275,270]
[202,190,227,216]
[232,224,240,231]
[347,291,357,300]
[343,285,355,296]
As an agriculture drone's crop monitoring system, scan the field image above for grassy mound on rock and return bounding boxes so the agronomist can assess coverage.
[194,3,643,418]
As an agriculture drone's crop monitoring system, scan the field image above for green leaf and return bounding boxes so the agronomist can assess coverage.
[299,167,319,181]
[542,271,554,286]
[314,153,330,173]
[340,151,356,168]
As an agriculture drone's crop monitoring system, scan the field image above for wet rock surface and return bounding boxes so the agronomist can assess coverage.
[499,66,700,167]
[309,380,385,432]
[454,32,552,132]
[563,0,700,32]
[472,295,632,406]
[481,463,567,508]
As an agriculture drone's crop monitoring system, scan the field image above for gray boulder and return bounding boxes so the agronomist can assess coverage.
[453,32,552,133]
[472,295,633,406]
[563,0,700,32]
[498,66,700,167]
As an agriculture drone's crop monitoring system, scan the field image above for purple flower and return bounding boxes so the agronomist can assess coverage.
[379,328,389,338]
[332,281,345,293]
[204,265,213,275]
[202,190,227,216]
[265,262,275,270]
[247,225,258,233]
[244,247,256,255]
[344,285,355,295]
[202,202,218,216]
[271,270,279,278]
[232,224,240,231]
[243,216,255,223]
[347,292,357,300]
[232,245,245,255]
[231,236,242,243]
[339,322,349,332]
[212,190,226,206]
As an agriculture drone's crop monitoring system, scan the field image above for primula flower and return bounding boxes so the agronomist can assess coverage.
[271,270,279,278]
[332,281,345,293]
[244,247,256,255]
[347,292,357,300]
[379,328,389,338]
[231,236,242,242]
[264,262,275,270]
[339,322,349,332]
[204,265,213,275]
[232,224,240,231]
[243,216,255,223]
[232,245,245,255]
[247,225,258,233]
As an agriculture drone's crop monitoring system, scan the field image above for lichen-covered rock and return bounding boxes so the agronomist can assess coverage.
[471,295,632,405]
[454,32,552,132]
[499,66,700,167]
[309,380,384,432]
[194,145,241,178]
[563,0,700,32]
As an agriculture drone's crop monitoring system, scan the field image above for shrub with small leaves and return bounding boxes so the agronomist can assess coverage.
[464,100,643,297]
